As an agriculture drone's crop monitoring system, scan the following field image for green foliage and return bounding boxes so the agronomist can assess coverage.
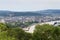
[33,24,60,40]
[7,28,25,40]
[7,27,32,40]
[0,23,7,32]
[0,31,16,40]
[0,23,32,40]
[0,23,60,40]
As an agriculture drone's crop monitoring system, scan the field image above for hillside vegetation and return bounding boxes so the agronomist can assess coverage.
[0,23,60,40]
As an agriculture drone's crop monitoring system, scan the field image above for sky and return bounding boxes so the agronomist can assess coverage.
[0,0,60,11]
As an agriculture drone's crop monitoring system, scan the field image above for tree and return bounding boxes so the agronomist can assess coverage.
[0,23,7,32]
[33,24,56,40]
[52,27,60,40]
[7,27,32,40]
[0,31,16,40]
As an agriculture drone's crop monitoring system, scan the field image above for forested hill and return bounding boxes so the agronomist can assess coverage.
[0,9,60,17]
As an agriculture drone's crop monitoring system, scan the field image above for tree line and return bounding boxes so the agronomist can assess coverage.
[0,23,60,40]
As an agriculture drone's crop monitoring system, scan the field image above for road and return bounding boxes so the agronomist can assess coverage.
[24,20,60,33]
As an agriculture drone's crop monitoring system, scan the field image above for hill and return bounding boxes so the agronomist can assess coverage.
[0,9,60,17]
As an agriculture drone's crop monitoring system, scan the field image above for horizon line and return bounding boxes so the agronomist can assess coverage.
[0,9,60,12]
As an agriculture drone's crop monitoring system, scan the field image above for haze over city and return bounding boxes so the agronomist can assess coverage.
[0,0,60,11]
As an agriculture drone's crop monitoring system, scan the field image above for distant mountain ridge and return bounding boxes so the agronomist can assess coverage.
[0,9,60,17]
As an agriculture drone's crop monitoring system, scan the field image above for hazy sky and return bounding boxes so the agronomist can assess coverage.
[0,0,60,11]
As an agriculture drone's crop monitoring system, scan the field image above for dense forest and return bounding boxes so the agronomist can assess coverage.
[0,23,60,40]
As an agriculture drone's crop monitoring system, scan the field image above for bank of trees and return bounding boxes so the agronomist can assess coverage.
[0,23,60,40]
[33,24,60,40]
[0,23,32,40]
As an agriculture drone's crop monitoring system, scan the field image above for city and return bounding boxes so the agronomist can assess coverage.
[0,0,60,40]
[0,16,60,23]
